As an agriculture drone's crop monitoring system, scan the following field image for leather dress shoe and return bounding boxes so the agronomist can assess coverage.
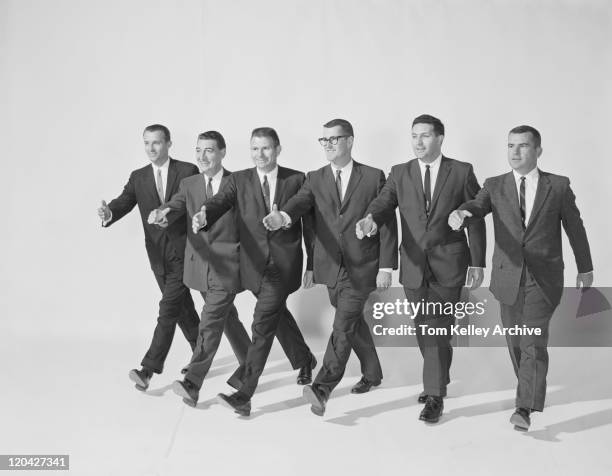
[217,392,251,417]
[297,355,317,385]
[419,396,444,423]
[418,392,428,404]
[510,407,531,431]
[129,367,153,391]
[350,377,381,394]
[303,385,327,416]
[173,379,199,407]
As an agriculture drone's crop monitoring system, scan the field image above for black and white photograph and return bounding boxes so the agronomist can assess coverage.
[1,0,611,475]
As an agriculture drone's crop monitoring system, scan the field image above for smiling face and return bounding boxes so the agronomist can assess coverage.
[250,135,280,173]
[507,132,541,175]
[321,125,353,166]
[411,123,443,162]
[196,138,225,177]
[143,130,171,166]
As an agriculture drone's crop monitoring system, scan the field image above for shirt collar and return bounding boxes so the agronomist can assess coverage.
[330,158,353,175]
[257,166,278,182]
[151,158,170,172]
[418,154,442,169]
[204,168,224,182]
[512,167,539,182]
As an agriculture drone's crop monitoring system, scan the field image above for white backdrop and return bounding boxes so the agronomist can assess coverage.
[2,0,610,342]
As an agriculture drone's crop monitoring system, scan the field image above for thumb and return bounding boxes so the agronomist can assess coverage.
[272,203,278,212]
[200,205,206,213]
[160,208,170,217]
[101,200,108,208]
[463,210,473,217]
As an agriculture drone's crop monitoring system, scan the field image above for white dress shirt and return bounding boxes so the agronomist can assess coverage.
[512,167,539,225]
[256,166,278,210]
[152,158,170,200]
[204,168,224,196]
[330,159,354,201]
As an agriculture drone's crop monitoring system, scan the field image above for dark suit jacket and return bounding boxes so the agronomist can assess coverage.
[203,166,313,295]
[460,170,592,307]
[367,156,486,289]
[164,169,241,294]
[283,161,398,292]
[104,158,199,274]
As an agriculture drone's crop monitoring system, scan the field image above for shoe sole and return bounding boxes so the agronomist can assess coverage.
[510,413,530,431]
[128,370,148,392]
[303,386,325,416]
[216,394,250,417]
[172,381,197,407]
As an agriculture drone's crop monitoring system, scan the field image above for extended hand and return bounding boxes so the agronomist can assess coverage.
[576,271,593,290]
[302,270,314,289]
[98,200,111,221]
[192,205,207,233]
[448,209,472,231]
[148,208,170,225]
[356,214,377,240]
[465,267,484,290]
[263,204,284,231]
[376,270,392,291]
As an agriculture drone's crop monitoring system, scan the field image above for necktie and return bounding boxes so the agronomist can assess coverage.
[424,165,431,215]
[335,169,342,203]
[519,176,526,229]
[206,176,214,199]
[156,168,165,204]
[262,175,270,213]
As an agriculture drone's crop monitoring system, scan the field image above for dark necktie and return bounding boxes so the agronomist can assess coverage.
[335,169,342,203]
[263,175,270,214]
[424,165,431,215]
[156,168,165,204]
[206,176,214,199]
[519,176,526,229]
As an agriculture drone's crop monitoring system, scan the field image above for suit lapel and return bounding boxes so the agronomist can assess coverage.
[274,166,285,207]
[408,160,426,212]
[429,157,451,215]
[144,165,161,205]
[526,170,552,231]
[324,165,341,210]
[340,161,362,211]
[502,172,523,229]
[165,158,179,202]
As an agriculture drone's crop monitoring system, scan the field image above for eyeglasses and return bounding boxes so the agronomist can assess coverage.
[318,135,350,146]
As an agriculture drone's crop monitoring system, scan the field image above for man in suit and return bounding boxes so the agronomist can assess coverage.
[150,131,318,406]
[191,127,317,416]
[147,131,251,406]
[356,114,486,423]
[449,125,593,430]
[262,119,398,416]
[97,124,200,391]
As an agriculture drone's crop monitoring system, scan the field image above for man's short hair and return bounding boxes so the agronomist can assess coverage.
[198,130,226,150]
[251,127,280,147]
[509,125,542,148]
[143,124,171,142]
[412,114,445,136]
[323,118,354,137]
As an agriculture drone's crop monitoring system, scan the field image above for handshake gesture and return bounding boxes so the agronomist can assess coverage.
[147,208,171,228]
[192,205,207,234]
[262,204,285,231]
[355,214,377,239]
[447,209,473,231]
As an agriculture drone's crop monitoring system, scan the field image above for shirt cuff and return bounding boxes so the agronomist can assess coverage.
[280,211,292,228]
[379,268,392,273]
[102,210,113,226]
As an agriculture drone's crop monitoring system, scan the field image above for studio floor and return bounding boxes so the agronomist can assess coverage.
[2,334,611,476]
